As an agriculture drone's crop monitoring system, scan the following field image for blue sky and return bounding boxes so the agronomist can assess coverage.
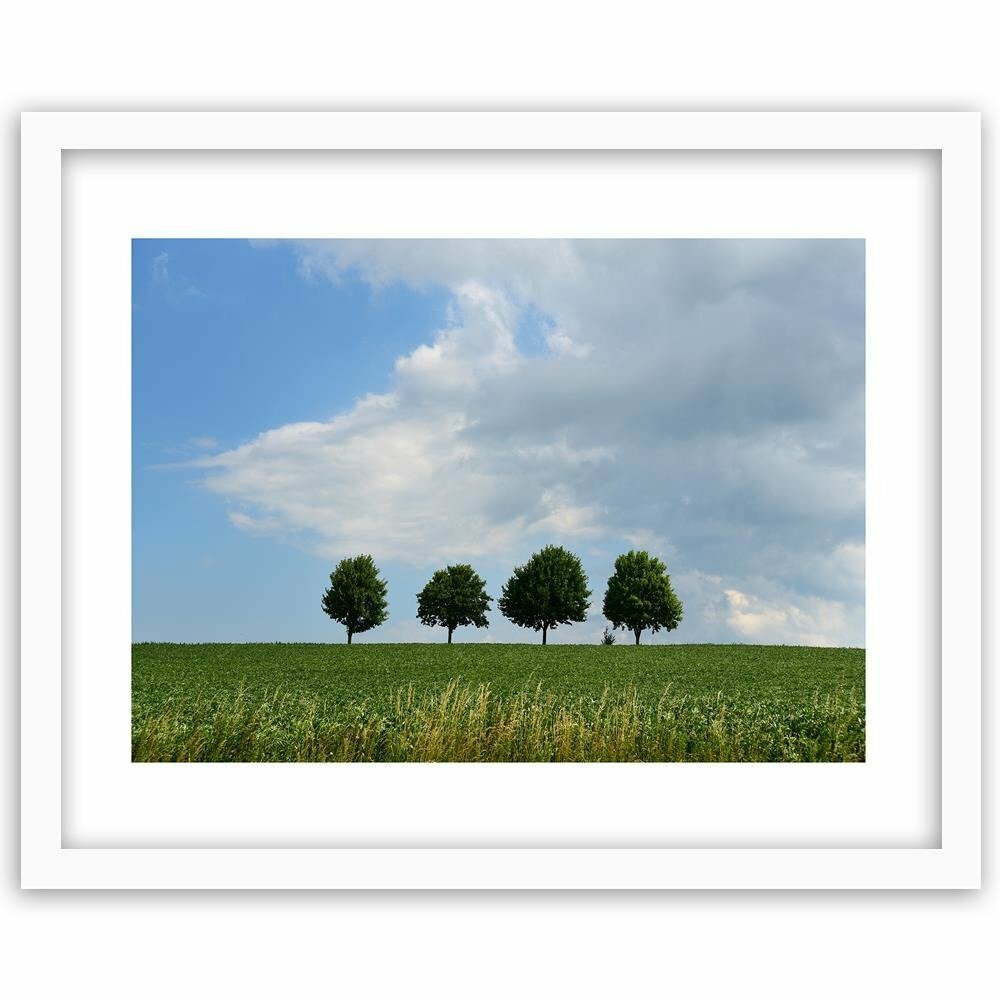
[133,239,864,645]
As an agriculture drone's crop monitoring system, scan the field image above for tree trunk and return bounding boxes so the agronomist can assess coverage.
[347,630,353,645]
[634,628,642,646]
[542,624,548,645]
[447,627,453,644]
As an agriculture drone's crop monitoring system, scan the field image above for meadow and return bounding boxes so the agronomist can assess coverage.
[132,643,865,763]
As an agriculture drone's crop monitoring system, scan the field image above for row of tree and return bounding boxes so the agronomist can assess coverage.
[321,545,683,645]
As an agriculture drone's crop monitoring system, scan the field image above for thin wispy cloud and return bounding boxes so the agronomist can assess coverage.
[152,250,170,284]
[149,248,206,299]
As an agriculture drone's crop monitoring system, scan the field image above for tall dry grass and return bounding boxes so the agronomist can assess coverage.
[132,679,864,763]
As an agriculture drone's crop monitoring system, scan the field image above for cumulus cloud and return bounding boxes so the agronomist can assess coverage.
[193,239,865,645]
[723,588,853,648]
[545,328,593,359]
[197,282,610,563]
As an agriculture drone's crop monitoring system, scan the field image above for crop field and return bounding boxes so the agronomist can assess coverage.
[132,643,865,763]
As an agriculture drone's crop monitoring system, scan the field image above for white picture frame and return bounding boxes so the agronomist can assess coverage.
[21,111,980,889]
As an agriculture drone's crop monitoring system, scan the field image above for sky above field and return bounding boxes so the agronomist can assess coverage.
[133,239,864,646]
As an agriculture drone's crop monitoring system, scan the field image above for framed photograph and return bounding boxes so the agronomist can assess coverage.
[21,111,980,888]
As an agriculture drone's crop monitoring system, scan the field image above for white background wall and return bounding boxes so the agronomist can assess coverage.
[2,3,995,996]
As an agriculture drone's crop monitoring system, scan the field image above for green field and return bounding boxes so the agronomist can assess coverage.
[132,642,865,763]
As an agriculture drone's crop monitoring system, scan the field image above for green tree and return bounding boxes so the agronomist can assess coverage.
[416,563,492,643]
[498,544,591,644]
[321,554,389,644]
[602,549,683,645]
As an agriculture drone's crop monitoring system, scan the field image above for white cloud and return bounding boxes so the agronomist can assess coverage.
[197,282,612,563]
[723,587,853,647]
[227,510,287,535]
[394,280,522,388]
[545,329,593,359]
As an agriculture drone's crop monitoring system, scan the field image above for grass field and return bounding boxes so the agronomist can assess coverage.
[132,643,865,763]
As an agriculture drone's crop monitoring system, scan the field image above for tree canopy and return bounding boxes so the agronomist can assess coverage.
[602,549,683,645]
[416,564,492,643]
[498,544,591,644]
[321,554,389,644]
